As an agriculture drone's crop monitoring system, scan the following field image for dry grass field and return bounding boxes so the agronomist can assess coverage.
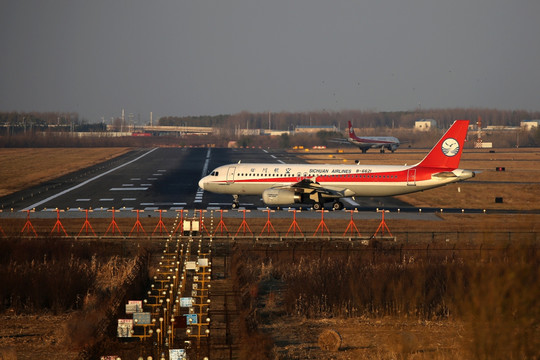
[0,148,131,197]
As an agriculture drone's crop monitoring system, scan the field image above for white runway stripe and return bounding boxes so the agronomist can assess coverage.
[194,148,212,203]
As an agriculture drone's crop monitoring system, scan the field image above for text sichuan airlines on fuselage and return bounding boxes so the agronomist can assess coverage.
[198,120,475,210]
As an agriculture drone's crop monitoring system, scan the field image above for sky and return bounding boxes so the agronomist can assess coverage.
[1,0,539,123]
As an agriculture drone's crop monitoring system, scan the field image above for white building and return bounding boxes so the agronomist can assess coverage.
[414,119,437,131]
[520,120,540,131]
[295,125,338,134]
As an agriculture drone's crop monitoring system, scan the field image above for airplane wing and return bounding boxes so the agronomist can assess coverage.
[327,138,351,145]
[287,178,354,198]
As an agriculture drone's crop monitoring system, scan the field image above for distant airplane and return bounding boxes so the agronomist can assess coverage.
[334,121,400,153]
[199,120,474,210]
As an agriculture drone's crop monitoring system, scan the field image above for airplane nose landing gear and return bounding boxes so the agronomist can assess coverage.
[232,194,240,209]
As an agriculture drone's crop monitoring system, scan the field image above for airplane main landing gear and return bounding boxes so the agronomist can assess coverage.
[332,201,344,210]
[232,194,240,209]
[313,202,323,211]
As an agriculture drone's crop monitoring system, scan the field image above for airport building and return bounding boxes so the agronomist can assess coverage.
[414,119,437,131]
[520,120,540,130]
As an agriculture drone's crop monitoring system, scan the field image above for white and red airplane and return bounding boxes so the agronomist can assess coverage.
[339,121,400,153]
[199,120,474,210]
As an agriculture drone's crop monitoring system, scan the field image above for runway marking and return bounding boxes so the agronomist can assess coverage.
[147,177,158,180]
[152,173,163,176]
[194,148,211,203]
[141,183,152,186]
[130,178,141,181]
[109,187,149,191]
[22,148,159,211]
[76,198,90,202]
[144,207,159,211]
[122,184,134,187]
[122,198,137,201]
[99,198,114,201]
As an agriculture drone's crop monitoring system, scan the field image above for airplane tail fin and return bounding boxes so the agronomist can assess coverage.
[417,120,469,169]
[347,121,356,139]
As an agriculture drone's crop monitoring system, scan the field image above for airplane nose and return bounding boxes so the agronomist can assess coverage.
[198,178,205,190]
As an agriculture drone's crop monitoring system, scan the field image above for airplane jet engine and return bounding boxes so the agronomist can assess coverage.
[262,188,301,205]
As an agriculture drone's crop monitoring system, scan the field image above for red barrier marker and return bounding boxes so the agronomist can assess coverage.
[21,209,37,236]
[260,209,277,236]
[285,209,303,237]
[235,209,253,236]
[373,210,392,238]
[313,210,330,236]
[152,209,168,235]
[213,209,229,236]
[105,207,122,235]
[343,209,361,236]
[51,208,68,236]
[130,209,147,236]
[78,209,96,236]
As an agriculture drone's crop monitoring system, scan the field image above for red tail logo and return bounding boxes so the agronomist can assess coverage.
[417,120,469,169]
[348,121,355,138]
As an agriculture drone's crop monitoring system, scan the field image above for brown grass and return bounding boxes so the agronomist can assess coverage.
[232,242,540,359]
[0,148,131,197]
[0,238,150,359]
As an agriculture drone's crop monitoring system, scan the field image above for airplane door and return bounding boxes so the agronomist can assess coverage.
[226,167,236,184]
[407,169,416,186]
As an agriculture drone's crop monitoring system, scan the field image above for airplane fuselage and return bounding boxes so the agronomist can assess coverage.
[199,163,473,197]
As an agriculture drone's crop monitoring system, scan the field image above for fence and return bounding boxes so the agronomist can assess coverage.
[0,208,538,245]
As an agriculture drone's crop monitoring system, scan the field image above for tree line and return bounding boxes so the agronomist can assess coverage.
[0,111,105,135]
[2,108,539,131]
[158,108,540,130]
